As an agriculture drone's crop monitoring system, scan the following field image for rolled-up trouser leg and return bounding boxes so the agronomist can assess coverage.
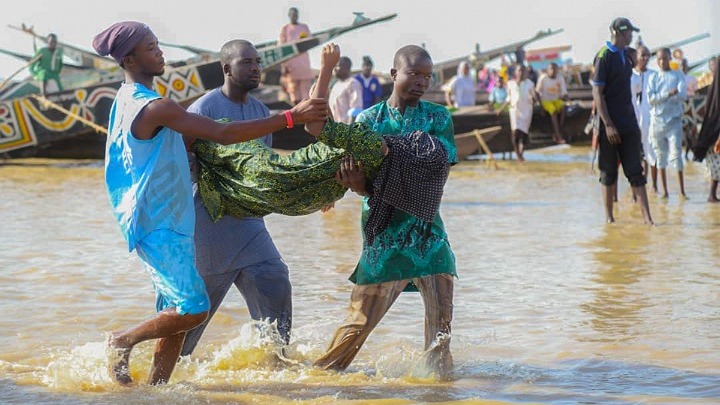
[314,279,408,371]
[415,273,454,374]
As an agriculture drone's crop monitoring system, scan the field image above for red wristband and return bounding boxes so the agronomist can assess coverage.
[283,110,294,129]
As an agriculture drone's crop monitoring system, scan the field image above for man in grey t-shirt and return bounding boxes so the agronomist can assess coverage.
[180,39,292,356]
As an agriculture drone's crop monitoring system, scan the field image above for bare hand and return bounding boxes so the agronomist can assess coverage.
[606,125,621,145]
[321,43,341,70]
[714,138,720,154]
[335,156,367,195]
[669,88,679,96]
[289,98,328,124]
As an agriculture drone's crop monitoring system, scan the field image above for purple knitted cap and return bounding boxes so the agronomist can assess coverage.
[92,21,153,64]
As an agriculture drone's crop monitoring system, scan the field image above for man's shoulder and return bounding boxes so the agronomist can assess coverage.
[356,102,384,120]
[350,78,364,91]
[594,45,616,65]
[247,95,270,109]
[420,100,451,116]
[187,90,218,113]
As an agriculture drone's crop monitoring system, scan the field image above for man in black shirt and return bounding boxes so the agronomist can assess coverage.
[592,17,654,224]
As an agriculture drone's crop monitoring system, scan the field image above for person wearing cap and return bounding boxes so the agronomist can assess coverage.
[591,17,654,224]
[354,55,384,109]
[647,47,688,199]
[92,21,327,386]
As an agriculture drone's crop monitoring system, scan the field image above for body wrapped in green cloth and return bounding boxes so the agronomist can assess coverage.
[193,120,384,221]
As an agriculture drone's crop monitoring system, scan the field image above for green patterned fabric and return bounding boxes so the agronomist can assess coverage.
[352,100,458,288]
[193,119,384,221]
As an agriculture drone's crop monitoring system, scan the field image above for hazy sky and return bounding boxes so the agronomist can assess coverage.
[1,0,718,80]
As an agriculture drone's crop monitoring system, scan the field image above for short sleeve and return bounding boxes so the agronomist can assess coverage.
[592,52,607,86]
[432,106,458,164]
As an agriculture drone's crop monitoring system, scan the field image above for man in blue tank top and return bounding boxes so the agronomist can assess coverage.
[92,21,327,386]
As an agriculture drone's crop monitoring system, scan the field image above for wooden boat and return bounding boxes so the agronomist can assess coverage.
[450,102,594,155]
[454,126,502,160]
[0,13,398,158]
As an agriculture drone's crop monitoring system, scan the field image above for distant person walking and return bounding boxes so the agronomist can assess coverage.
[29,33,63,95]
[279,7,314,104]
[591,17,654,224]
[496,64,537,162]
[630,45,658,193]
[444,61,476,108]
[354,55,384,109]
[329,56,364,124]
[648,47,688,199]
[536,62,569,144]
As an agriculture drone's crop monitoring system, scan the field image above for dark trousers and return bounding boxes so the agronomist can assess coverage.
[597,124,646,187]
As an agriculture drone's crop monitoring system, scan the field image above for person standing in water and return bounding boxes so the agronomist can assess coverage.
[179,39,295,358]
[591,17,654,224]
[312,44,457,376]
[92,21,326,385]
[496,64,537,162]
[647,47,688,199]
[630,45,658,193]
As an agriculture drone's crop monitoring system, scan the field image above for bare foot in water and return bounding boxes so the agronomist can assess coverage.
[107,333,133,386]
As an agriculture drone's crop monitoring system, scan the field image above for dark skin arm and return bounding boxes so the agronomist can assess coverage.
[133,96,327,143]
[592,84,621,145]
[306,44,381,196]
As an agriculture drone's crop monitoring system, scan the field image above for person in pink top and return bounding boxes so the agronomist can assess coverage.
[279,7,315,104]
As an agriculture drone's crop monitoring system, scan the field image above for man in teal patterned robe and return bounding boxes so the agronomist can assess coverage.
[314,45,457,375]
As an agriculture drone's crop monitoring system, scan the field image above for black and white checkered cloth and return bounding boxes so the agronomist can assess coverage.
[365,131,450,245]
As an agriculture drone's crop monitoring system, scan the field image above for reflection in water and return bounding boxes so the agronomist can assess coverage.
[2,151,720,404]
[581,225,652,342]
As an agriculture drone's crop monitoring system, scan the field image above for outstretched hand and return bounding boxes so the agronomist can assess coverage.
[321,43,341,70]
[289,98,328,124]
